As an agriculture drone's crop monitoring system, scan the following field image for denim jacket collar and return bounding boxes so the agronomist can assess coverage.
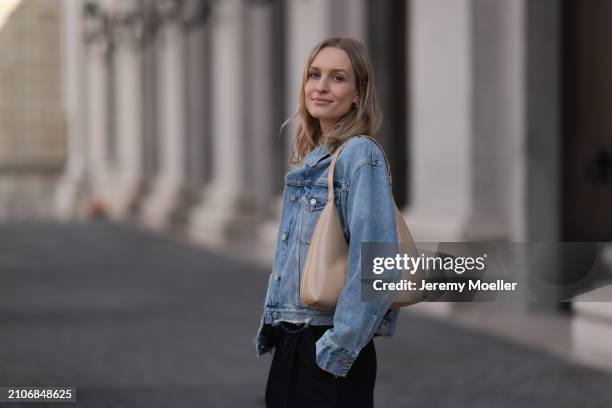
[304,143,332,167]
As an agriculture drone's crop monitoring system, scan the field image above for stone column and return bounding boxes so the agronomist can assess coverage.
[82,0,114,215]
[140,1,160,198]
[188,0,255,247]
[404,0,523,243]
[140,0,190,229]
[107,0,147,219]
[55,0,88,220]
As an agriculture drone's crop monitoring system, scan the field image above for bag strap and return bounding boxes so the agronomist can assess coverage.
[326,136,393,202]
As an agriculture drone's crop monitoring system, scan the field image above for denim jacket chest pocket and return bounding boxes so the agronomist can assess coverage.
[298,181,343,246]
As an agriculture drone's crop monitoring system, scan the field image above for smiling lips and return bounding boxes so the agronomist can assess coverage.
[312,97,333,104]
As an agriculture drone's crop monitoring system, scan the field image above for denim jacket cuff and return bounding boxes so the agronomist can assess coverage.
[315,332,357,378]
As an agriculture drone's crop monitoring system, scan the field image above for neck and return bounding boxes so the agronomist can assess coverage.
[319,119,334,134]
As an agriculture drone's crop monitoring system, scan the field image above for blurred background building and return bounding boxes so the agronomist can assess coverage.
[0,0,64,218]
[2,0,612,373]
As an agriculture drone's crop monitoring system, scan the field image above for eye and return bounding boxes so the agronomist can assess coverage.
[308,72,320,79]
[332,75,345,82]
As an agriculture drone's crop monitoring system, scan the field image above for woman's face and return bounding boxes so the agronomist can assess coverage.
[304,47,358,133]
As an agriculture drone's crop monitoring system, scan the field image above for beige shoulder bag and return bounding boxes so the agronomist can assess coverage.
[300,136,426,310]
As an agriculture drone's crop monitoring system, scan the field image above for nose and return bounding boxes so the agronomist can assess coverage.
[314,77,329,93]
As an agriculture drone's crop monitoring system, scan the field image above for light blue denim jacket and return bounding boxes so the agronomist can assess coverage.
[254,135,400,378]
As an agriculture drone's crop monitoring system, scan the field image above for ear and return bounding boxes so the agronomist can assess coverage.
[352,94,359,103]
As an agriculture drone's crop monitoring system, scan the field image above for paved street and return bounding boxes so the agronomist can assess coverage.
[1,221,612,407]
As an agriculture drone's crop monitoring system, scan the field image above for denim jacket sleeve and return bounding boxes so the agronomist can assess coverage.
[314,140,398,377]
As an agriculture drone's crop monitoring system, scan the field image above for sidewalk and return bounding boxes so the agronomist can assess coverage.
[1,221,611,407]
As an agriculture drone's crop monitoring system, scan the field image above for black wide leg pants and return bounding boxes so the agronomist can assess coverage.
[265,322,376,408]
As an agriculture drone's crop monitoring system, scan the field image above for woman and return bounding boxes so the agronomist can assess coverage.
[255,37,399,408]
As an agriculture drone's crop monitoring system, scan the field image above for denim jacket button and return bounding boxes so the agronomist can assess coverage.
[281,233,287,241]
[290,194,296,202]
[274,275,281,282]
[272,312,279,319]
[310,198,317,206]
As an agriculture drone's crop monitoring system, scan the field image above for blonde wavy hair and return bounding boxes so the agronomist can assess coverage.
[283,37,382,164]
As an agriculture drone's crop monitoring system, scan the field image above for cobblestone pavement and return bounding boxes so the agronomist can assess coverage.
[1,221,612,407]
